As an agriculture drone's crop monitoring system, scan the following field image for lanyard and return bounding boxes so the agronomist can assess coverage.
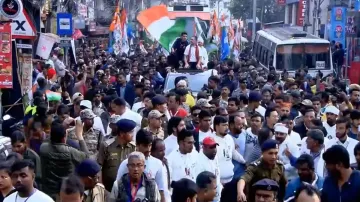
[130,178,142,202]
[169,109,179,117]
[15,189,37,202]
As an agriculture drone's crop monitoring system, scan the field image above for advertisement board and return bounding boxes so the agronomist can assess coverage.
[0,23,13,88]
[330,7,346,47]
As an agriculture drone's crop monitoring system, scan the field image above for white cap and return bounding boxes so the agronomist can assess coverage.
[80,100,92,109]
[274,123,288,134]
[72,92,83,102]
[324,106,340,116]
[198,37,204,43]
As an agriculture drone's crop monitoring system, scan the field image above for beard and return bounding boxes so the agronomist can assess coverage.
[336,132,347,140]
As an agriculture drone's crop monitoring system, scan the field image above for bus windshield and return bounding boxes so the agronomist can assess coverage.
[276,43,331,71]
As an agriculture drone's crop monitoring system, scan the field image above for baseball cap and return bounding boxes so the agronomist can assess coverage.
[202,137,219,146]
[80,100,92,109]
[148,110,164,119]
[72,92,83,102]
[301,99,313,106]
[196,99,211,108]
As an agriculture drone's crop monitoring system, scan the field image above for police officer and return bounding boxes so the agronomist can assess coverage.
[237,139,287,202]
[75,159,109,202]
[253,179,279,202]
[97,119,136,191]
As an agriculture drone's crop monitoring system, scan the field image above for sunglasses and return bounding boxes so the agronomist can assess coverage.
[192,113,200,117]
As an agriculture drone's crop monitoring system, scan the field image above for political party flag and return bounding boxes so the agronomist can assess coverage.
[36,33,58,59]
[220,27,230,61]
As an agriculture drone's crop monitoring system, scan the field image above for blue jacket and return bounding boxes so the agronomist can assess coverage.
[285,176,324,200]
[124,81,136,107]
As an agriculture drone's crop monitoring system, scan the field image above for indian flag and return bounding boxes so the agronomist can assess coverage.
[46,90,61,102]
[137,5,186,51]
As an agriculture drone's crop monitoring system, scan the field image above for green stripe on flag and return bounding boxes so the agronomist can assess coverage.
[159,18,187,51]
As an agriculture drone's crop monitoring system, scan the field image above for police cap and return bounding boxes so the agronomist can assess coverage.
[116,119,136,133]
[252,179,279,192]
[261,139,279,152]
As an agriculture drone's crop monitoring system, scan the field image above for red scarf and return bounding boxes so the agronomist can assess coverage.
[187,45,200,62]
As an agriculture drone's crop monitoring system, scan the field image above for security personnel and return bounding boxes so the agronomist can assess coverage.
[97,119,136,192]
[237,139,287,202]
[74,159,109,202]
[253,179,279,202]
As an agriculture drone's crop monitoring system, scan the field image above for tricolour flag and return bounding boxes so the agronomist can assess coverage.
[137,5,186,51]
[45,90,62,101]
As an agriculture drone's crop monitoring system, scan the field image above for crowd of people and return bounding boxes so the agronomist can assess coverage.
[1,32,360,202]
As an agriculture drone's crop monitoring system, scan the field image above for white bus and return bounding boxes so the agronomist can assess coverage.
[253,27,333,77]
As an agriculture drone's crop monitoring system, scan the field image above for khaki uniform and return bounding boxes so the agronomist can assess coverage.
[68,127,102,159]
[144,127,165,140]
[97,137,135,192]
[84,183,109,202]
[241,159,287,202]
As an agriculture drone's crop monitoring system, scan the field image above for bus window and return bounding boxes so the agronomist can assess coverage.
[304,44,331,69]
[253,42,258,57]
[276,44,304,70]
[264,49,268,65]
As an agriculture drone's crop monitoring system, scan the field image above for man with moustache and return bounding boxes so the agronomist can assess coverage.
[195,137,222,202]
[285,154,324,201]
[237,139,287,202]
[321,145,360,202]
[327,117,359,164]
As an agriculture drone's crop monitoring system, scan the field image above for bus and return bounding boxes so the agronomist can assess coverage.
[253,27,333,77]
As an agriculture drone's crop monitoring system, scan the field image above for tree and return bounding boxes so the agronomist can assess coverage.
[229,0,285,23]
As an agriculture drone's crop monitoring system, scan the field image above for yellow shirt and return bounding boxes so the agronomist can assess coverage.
[185,93,195,108]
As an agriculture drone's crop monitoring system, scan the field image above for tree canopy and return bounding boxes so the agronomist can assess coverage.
[229,0,285,23]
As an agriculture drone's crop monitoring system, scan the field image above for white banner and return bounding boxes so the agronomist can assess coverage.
[36,33,58,59]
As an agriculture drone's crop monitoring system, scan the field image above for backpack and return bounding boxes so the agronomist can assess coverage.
[0,136,12,161]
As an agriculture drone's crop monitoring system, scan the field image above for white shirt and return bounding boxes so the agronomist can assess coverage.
[118,108,142,141]
[255,105,266,117]
[300,139,327,178]
[195,152,222,202]
[199,46,208,68]
[167,149,199,182]
[4,190,54,202]
[198,130,214,147]
[184,45,199,62]
[116,156,166,191]
[277,136,300,180]
[132,102,145,113]
[322,122,336,140]
[161,163,172,202]
[164,135,178,157]
[288,130,302,147]
[327,136,359,164]
[213,134,245,183]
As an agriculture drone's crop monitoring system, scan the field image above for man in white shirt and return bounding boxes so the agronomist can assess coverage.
[184,36,202,70]
[151,139,172,202]
[212,116,245,184]
[327,117,359,164]
[5,160,54,202]
[194,110,214,151]
[198,38,208,69]
[111,98,142,141]
[116,129,166,202]
[322,106,339,140]
[274,123,300,180]
[195,137,222,202]
[300,129,327,178]
[164,117,186,156]
[167,129,199,182]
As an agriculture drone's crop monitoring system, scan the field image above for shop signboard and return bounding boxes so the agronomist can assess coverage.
[17,53,32,95]
[0,23,13,88]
